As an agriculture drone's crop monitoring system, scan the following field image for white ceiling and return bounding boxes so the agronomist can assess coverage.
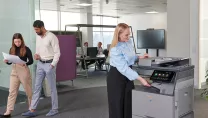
[36,0,167,16]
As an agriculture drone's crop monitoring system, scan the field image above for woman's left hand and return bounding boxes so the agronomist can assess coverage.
[143,53,149,58]
[138,53,149,59]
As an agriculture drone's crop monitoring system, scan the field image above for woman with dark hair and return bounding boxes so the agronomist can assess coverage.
[0,33,33,118]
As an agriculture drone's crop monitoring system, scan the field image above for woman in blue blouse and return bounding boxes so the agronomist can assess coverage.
[107,23,150,118]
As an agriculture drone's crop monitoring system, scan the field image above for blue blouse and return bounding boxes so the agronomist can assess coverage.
[109,40,139,81]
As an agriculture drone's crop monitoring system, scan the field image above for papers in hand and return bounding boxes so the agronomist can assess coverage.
[2,52,26,64]
[97,54,105,57]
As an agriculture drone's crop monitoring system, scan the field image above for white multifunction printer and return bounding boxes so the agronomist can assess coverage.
[132,57,194,118]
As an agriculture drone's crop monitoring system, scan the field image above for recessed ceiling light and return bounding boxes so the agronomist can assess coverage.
[76,3,92,7]
[145,11,159,14]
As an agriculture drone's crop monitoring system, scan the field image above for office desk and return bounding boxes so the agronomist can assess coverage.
[76,56,107,78]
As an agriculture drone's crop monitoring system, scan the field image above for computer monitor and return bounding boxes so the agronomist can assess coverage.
[137,29,165,49]
[87,47,98,57]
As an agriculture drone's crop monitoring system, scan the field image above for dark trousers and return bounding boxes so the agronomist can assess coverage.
[81,60,95,69]
[97,59,105,68]
[107,66,134,118]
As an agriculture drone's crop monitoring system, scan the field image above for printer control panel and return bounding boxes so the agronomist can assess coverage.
[150,70,175,83]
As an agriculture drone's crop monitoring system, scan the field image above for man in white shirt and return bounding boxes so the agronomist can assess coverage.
[97,42,103,55]
[22,20,60,117]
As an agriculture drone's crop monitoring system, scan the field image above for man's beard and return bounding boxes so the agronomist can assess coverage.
[37,31,43,36]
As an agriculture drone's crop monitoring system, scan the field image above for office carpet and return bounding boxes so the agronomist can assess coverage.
[0,89,27,107]
[0,86,109,118]
[0,86,208,118]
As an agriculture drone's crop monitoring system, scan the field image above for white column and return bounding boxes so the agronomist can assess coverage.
[190,0,199,88]
[80,6,93,47]
[167,0,199,88]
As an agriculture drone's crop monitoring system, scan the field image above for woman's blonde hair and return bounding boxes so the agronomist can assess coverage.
[109,23,129,51]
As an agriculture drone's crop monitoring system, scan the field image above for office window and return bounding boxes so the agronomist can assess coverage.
[102,31,114,48]
[61,12,80,31]
[103,17,118,31]
[93,31,114,49]
[93,16,102,31]
[40,10,58,31]
[92,16,117,48]
[93,32,103,47]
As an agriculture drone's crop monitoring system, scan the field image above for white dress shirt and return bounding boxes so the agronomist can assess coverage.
[36,31,61,66]
[97,47,103,55]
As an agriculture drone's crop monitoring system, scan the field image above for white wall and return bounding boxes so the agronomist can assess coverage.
[118,13,167,57]
[167,0,190,57]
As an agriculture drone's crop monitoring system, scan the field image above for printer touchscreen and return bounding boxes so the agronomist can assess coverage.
[150,70,175,83]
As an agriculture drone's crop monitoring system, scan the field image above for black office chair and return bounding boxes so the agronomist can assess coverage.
[103,49,109,57]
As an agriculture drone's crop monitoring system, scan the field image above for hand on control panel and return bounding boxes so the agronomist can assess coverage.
[137,77,151,87]
[138,53,149,59]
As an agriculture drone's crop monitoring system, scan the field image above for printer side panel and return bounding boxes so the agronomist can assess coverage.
[174,69,194,117]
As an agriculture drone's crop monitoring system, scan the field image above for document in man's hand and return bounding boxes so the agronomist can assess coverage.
[2,52,26,64]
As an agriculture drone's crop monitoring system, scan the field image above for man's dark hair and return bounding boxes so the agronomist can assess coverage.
[33,20,44,28]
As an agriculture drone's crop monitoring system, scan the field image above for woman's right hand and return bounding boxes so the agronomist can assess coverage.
[34,54,40,60]
[137,77,151,87]
[138,53,149,59]
[4,59,8,63]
